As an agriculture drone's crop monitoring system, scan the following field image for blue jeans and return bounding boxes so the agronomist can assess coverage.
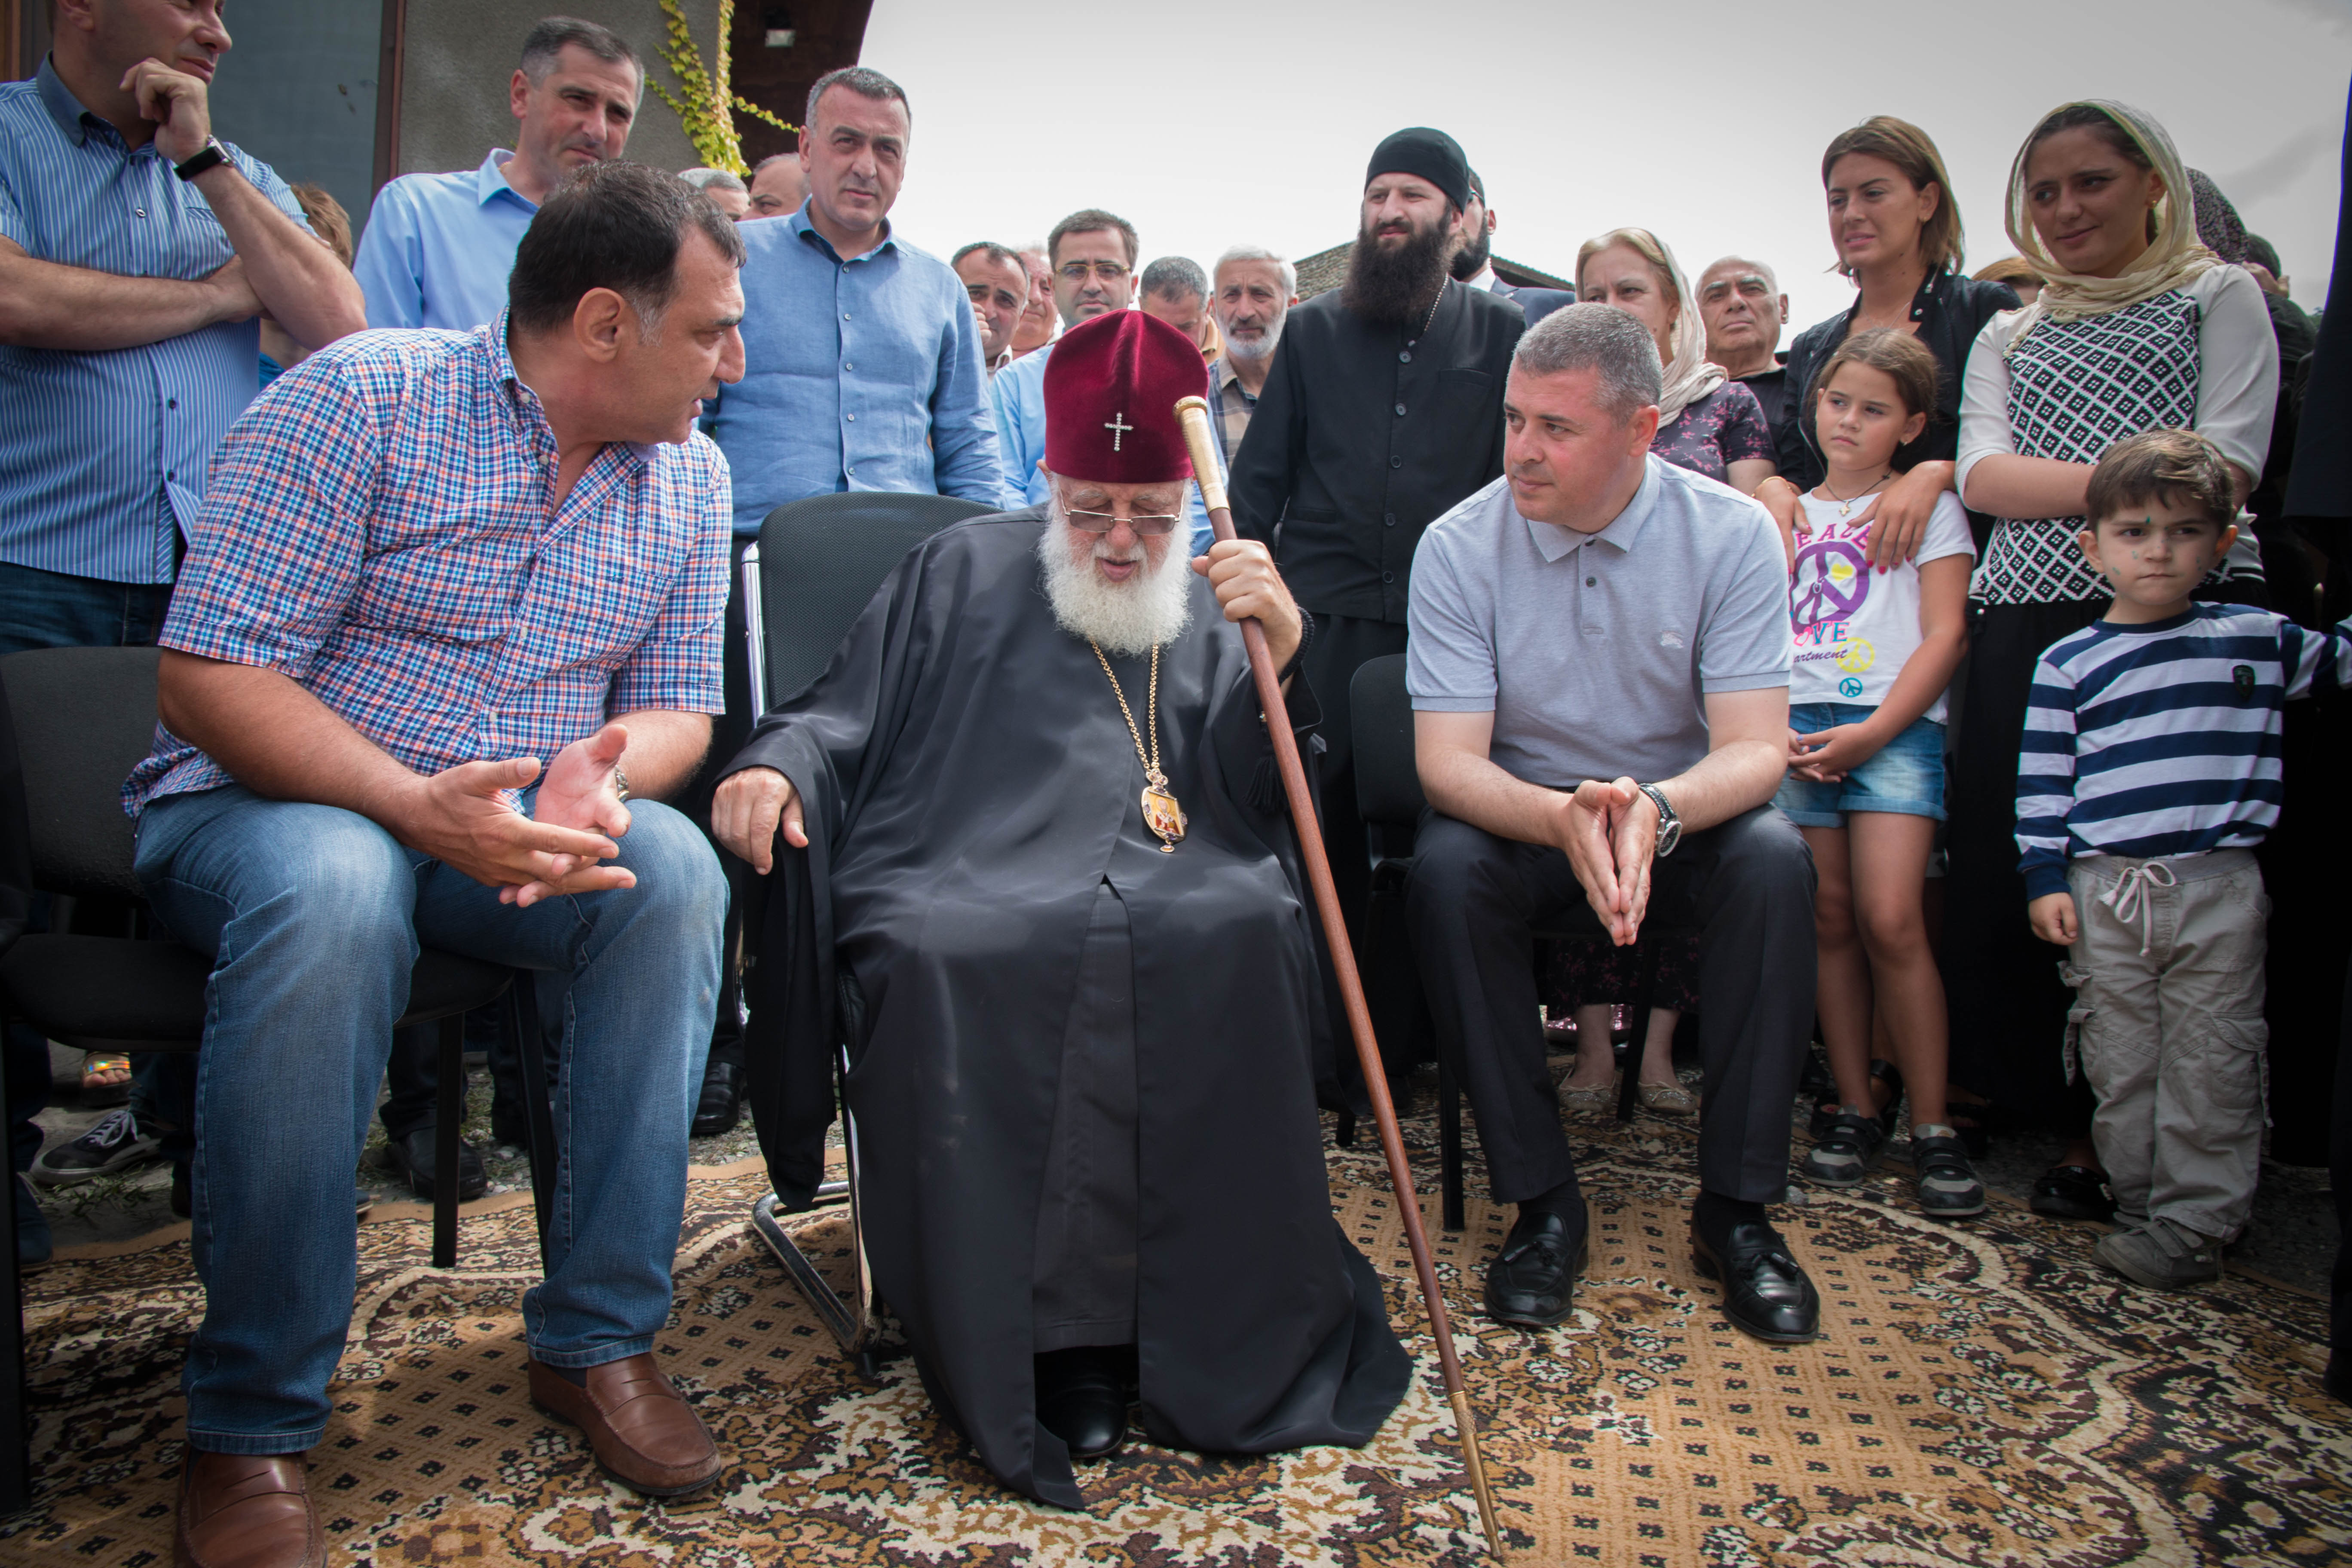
[133,784,724,1453]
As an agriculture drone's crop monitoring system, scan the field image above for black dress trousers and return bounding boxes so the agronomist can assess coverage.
[1406,805,1816,1207]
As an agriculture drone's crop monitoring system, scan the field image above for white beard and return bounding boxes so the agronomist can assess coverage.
[1036,500,1196,657]
[1222,320,1281,362]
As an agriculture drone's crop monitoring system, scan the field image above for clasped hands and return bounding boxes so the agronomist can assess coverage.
[396,722,636,907]
[1556,777,1660,947]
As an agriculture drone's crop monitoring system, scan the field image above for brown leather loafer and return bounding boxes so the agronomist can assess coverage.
[175,1450,322,1568]
[528,1354,721,1497]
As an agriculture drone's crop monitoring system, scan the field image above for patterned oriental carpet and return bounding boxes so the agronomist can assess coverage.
[7,1099,2348,1567]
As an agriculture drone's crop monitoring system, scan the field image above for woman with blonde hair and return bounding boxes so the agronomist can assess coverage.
[1550,229,1778,1116]
[1944,100,2278,1224]
[1757,117,2020,571]
[1576,227,1777,490]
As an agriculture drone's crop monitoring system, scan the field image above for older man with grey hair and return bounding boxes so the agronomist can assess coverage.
[1204,245,1298,465]
[679,165,750,219]
[1696,255,1791,430]
[1405,302,1820,1346]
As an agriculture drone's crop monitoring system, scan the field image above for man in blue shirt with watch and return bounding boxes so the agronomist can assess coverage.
[352,16,643,332]
[0,0,364,1265]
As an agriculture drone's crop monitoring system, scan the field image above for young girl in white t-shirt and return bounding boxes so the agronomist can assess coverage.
[1773,328,1982,1219]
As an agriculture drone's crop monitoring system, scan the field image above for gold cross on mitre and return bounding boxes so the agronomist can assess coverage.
[1104,410,1133,451]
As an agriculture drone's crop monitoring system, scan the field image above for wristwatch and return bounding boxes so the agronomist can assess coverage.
[1637,782,1681,858]
[174,137,230,182]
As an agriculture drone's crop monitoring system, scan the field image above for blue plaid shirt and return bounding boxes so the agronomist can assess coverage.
[124,320,732,815]
[0,59,311,585]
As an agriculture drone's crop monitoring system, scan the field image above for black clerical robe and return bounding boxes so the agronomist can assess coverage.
[725,509,1410,1508]
[1226,276,1524,624]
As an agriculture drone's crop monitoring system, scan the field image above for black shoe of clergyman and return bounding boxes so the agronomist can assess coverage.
[382,1126,489,1204]
[691,1060,745,1139]
[1692,1219,1821,1344]
[1035,1347,1130,1460]
[1484,1209,1589,1327]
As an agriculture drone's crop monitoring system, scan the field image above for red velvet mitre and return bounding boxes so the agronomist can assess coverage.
[1041,309,1210,484]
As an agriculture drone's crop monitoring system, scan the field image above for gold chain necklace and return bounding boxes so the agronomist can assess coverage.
[1819,469,1893,517]
[1090,640,1187,853]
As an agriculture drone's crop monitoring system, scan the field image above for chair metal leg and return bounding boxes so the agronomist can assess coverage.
[0,1049,28,1515]
[511,979,557,1263]
[1618,940,1666,1124]
[1439,1056,1465,1232]
[432,1014,463,1268]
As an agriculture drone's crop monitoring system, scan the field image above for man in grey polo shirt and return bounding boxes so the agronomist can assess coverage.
[1406,304,1820,1344]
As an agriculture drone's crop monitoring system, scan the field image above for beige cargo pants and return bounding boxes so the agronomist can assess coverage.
[2060,848,2268,1242]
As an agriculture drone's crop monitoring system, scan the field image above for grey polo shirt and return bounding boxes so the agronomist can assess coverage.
[1407,456,1793,790]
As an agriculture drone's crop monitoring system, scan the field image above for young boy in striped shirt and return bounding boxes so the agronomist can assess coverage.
[2018,428,2352,1289]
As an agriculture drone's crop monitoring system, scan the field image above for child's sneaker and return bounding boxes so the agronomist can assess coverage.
[2094,1216,2222,1288]
[31,1107,165,1185]
[1801,1111,1886,1187]
[1908,1128,1986,1218]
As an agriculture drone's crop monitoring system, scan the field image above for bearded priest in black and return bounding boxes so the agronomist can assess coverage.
[713,310,1410,1507]
[1225,127,1525,1075]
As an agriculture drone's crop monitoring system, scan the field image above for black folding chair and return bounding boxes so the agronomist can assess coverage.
[0,649,556,1278]
[1348,654,1678,1232]
[737,491,998,1374]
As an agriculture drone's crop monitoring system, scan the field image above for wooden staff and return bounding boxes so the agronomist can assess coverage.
[1174,396,1505,1560]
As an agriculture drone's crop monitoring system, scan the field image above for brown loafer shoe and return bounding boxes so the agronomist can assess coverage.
[175,1451,322,1568]
[528,1354,721,1497]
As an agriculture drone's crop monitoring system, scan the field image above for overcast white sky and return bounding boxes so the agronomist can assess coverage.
[862,0,2352,331]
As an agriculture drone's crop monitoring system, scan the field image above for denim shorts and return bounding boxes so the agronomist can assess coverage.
[1773,702,1947,826]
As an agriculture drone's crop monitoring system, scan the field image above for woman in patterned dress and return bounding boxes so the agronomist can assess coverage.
[1548,230,1780,1115]
[1945,101,2279,1217]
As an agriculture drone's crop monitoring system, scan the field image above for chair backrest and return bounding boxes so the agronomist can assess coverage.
[753,492,999,707]
[0,647,161,902]
[1350,653,1426,826]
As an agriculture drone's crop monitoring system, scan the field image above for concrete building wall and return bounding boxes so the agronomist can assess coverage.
[393,0,719,182]
[197,0,386,238]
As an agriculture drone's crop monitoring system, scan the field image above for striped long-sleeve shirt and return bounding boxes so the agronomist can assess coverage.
[2015,604,2352,898]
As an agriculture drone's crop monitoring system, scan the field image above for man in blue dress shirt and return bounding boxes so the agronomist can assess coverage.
[0,0,364,1266]
[993,209,1215,552]
[693,65,1006,1138]
[352,16,642,331]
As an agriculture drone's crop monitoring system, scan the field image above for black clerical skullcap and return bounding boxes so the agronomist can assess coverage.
[1366,128,1470,212]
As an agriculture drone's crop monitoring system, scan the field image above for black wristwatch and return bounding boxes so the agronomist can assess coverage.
[1637,782,1681,858]
[174,137,230,182]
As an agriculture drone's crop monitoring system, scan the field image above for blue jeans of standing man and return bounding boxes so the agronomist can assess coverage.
[133,784,724,1454]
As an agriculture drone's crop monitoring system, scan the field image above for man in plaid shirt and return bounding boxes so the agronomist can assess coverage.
[121,163,744,1563]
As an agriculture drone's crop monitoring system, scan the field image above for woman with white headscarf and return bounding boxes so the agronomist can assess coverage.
[1943,100,2279,1224]
[1577,228,1779,493]
[1541,230,1778,1117]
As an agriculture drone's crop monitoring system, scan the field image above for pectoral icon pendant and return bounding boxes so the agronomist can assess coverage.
[1142,773,1187,853]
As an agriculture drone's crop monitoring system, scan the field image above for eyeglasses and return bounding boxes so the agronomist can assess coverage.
[1064,507,1182,536]
[1058,260,1130,284]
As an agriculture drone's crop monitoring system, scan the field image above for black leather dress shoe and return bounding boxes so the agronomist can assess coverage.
[383,1126,488,1203]
[1035,1347,1130,1459]
[1692,1219,1820,1344]
[692,1060,745,1139]
[1484,1208,1589,1327]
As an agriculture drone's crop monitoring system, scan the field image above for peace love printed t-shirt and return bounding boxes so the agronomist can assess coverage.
[1788,490,1974,721]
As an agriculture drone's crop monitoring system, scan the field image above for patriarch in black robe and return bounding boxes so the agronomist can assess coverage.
[713,311,1410,1507]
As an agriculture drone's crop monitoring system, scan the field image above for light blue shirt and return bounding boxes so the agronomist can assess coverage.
[352,148,536,331]
[990,337,1221,554]
[0,59,309,585]
[704,205,1011,535]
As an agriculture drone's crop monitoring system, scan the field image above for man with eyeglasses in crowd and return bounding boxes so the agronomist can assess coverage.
[697,64,1007,1137]
[993,209,1215,551]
